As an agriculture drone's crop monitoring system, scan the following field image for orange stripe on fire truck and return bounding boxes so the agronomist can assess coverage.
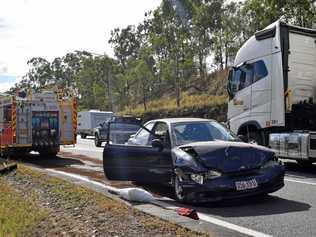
[11,96,17,144]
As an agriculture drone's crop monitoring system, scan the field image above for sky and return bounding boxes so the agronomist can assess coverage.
[0,0,161,92]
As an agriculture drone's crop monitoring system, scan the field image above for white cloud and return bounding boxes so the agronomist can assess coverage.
[0,81,17,92]
[0,0,161,90]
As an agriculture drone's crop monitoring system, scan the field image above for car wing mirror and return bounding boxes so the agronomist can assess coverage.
[130,134,136,138]
[152,139,164,151]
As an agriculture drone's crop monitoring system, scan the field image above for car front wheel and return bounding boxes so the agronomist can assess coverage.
[173,176,187,203]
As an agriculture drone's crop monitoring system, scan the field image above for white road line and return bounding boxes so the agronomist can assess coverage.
[198,213,272,237]
[62,147,103,152]
[152,200,272,237]
[46,168,272,237]
[285,178,316,186]
[45,169,119,193]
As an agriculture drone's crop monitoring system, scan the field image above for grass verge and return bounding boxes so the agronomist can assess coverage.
[0,179,47,237]
[1,165,208,236]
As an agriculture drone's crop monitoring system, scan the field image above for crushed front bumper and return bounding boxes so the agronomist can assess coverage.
[181,166,285,203]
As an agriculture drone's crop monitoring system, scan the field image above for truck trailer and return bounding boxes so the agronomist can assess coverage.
[227,20,316,164]
[77,110,113,138]
[0,89,77,157]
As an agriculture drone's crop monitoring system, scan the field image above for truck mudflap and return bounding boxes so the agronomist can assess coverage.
[269,132,316,160]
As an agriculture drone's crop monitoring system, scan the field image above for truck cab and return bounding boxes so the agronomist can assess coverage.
[227,20,316,164]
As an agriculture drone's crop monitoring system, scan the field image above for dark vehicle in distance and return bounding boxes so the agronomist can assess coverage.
[94,116,142,147]
[103,118,285,203]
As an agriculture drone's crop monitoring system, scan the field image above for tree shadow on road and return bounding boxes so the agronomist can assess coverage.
[11,153,85,169]
[284,161,316,179]
[160,194,311,217]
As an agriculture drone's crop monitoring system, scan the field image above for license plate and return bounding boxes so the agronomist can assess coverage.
[235,179,258,191]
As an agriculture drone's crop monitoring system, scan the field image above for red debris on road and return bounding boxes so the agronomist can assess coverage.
[177,207,199,220]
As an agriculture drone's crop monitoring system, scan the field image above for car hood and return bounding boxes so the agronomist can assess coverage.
[177,140,274,173]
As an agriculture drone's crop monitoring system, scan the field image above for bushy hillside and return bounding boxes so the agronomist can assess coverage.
[120,70,229,122]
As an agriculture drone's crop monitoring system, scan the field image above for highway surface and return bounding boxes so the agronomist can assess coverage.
[21,137,316,237]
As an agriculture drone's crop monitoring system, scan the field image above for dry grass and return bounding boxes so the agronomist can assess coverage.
[120,70,229,119]
[0,180,47,237]
[7,166,208,236]
[121,93,227,117]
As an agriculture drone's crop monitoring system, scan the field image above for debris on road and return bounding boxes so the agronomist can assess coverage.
[116,187,155,203]
[177,208,199,220]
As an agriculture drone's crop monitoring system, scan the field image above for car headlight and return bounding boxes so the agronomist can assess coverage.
[190,170,222,185]
[205,170,222,179]
[190,174,204,185]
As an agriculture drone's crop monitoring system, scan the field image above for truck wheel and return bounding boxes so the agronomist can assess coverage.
[95,134,102,147]
[248,131,263,145]
[81,134,87,139]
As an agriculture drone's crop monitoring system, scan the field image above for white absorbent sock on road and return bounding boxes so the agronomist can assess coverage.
[118,188,155,202]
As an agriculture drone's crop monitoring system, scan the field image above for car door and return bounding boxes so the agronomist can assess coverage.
[103,121,172,182]
[150,122,173,180]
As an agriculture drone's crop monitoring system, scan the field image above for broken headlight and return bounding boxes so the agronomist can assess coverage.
[190,174,204,185]
[190,170,222,185]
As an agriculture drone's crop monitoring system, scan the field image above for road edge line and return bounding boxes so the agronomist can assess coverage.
[152,200,272,237]
[285,178,316,186]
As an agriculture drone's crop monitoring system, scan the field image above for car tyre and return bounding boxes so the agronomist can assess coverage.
[95,134,102,147]
[173,176,187,203]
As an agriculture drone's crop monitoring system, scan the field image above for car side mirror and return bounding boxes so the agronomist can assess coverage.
[152,139,164,151]
[130,134,136,138]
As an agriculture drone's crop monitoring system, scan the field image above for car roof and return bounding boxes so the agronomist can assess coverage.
[148,117,216,125]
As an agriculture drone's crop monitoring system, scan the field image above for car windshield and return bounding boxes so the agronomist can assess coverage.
[172,121,238,146]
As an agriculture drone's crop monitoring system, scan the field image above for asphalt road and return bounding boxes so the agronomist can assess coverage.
[62,137,316,237]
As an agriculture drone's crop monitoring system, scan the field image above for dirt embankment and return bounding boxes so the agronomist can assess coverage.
[1,166,207,237]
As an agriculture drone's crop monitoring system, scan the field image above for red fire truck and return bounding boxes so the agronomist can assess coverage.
[0,89,77,157]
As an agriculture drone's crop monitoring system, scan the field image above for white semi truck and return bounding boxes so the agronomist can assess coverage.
[227,20,316,164]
